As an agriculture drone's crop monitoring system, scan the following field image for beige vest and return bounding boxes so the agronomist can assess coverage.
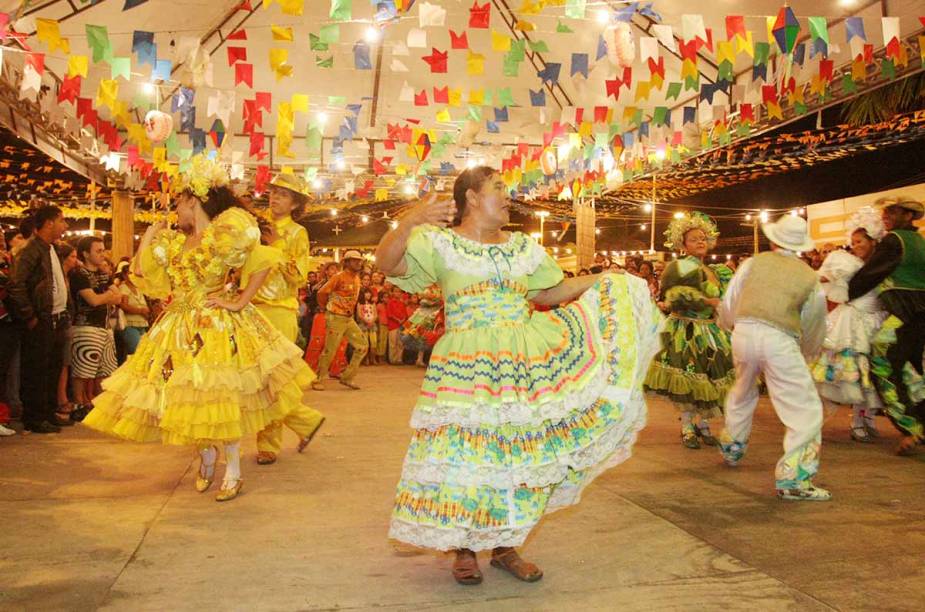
[736,251,818,337]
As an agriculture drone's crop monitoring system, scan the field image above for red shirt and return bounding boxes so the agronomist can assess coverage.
[385,298,407,330]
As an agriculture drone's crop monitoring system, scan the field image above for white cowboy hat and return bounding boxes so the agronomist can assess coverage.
[761,215,815,252]
[342,249,363,260]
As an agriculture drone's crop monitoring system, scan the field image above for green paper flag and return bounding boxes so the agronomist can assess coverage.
[316,56,334,68]
[310,33,329,51]
[503,54,520,77]
[565,0,586,19]
[608,123,621,140]
[881,58,896,80]
[594,132,608,148]
[717,61,734,82]
[483,90,493,107]
[497,87,515,107]
[754,42,770,66]
[329,0,351,22]
[684,75,700,91]
[110,56,130,80]
[467,105,482,121]
[165,132,180,158]
[794,101,808,115]
[841,73,857,93]
[86,25,112,63]
[736,123,750,137]
[528,40,549,53]
[319,24,340,44]
[328,95,347,107]
[630,108,643,126]
[509,40,525,62]
[808,17,829,44]
[178,149,193,162]
[556,21,573,33]
[306,127,323,152]
[666,82,682,101]
[653,106,668,125]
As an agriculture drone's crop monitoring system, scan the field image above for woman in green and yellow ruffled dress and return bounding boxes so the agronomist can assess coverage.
[645,212,735,448]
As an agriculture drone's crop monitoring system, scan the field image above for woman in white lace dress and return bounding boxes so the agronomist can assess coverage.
[811,207,887,442]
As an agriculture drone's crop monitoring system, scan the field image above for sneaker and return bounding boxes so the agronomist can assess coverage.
[777,482,831,502]
[850,425,872,443]
[696,426,718,446]
[719,439,746,466]
[681,425,701,449]
[0,423,15,437]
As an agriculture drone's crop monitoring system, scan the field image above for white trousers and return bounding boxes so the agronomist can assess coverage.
[722,322,823,489]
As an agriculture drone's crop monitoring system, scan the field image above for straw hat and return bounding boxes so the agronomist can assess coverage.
[342,250,363,261]
[761,215,815,252]
[875,196,924,220]
[270,173,308,196]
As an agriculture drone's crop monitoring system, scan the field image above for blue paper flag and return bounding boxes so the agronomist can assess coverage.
[132,31,156,67]
[682,107,697,124]
[845,17,865,42]
[494,107,509,122]
[180,106,196,132]
[529,89,546,107]
[342,113,358,136]
[346,103,362,117]
[189,127,206,153]
[809,39,827,60]
[623,132,635,148]
[536,63,561,85]
[354,42,372,70]
[153,59,172,81]
[794,42,807,64]
[338,124,353,141]
[440,161,455,174]
[172,86,195,112]
[596,35,608,61]
[124,0,149,10]
[638,3,661,21]
[486,120,500,134]
[615,3,636,23]
[752,63,767,82]
[570,53,588,78]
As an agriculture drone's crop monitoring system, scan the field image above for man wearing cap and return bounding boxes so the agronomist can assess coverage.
[313,251,368,390]
[717,215,830,501]
[245,173,325,465]
[848,197,925,455]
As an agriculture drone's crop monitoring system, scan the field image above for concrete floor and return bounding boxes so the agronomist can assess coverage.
[1,365,923,611]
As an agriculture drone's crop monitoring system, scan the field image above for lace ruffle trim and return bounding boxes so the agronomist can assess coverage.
[428,228,547,279]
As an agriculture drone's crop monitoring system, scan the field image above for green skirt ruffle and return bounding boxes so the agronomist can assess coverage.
[645,315,733,417]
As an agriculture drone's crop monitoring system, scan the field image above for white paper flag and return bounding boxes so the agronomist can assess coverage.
[392,41,409,56]
[651,24,677,53]
[881,16,900,44]
[399,81,414,103]
[390,58,409,72]
[20,63,42,94]
[681,14,706,43]
[407,28,427,48]
[639,36,659,63]
[419,2,446,27]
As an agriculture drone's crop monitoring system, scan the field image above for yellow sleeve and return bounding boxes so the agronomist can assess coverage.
[241,244,285,289]
[131,229,176,299]
[206,208,261,271]
[275,223,311,286]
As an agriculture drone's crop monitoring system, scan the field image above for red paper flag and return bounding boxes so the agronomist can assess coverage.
[400,126,413,143]
[227,29,247,40]
[679,39,699,61]
[761,84,778,103]
[57,75,81,104]
[605,79,621,99]
[740,103,754,122]
[384,139,396,150]
[414,90,429,106]
[647,57,665,78]
[422,48,448,73]
[703,28,714,53]
[450,30,468,50]
[726,16,746,40]
[254,91,272,112]
[25,52,45,74]
[594,106,608,123]
[469,2,490,29]
[373,158,387,175]
[255,165,271,193]
[227,46,247,65]
[235,62,253,87]
[864,43,874,64]
[249,132,265,158]
[433,86,449,103]
[819,59,834,81]
[237,1,252,11]
[574,108,584,124]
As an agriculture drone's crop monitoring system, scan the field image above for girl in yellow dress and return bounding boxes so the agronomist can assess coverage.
[83,156,316,501]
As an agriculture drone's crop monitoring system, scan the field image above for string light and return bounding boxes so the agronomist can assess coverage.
[640,223,647,230]
[329,208,338,217]
[673,211,685,219]
[317,112,329,125]
[364,26,381,43]
[360,215,369,224]
[595,10,610,24]
[643,203,652,213]
[595,228,601,235]
[745,213,752,221]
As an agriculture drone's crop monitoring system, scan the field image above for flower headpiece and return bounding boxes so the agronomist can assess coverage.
[664,211,719,251]
[171,154,230,201]
[846,206,885,242]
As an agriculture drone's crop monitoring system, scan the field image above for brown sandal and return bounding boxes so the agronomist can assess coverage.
[490,547,543,582]
[256,451,277,465]
[452,549,483,585]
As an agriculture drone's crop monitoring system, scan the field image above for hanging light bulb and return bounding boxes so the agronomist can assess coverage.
[360,215,369,224]
[643,203,652,213]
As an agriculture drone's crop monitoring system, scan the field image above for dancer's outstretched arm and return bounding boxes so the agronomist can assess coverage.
[376,193,456,276]
[531,272,621,306]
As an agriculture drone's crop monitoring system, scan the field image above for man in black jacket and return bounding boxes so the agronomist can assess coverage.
[848,197,925,455]
[8,206,70,433]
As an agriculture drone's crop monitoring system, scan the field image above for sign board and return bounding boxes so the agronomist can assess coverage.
[806,183,925,248]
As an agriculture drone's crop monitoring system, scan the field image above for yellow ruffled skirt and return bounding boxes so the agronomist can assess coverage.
[83,302,316,445]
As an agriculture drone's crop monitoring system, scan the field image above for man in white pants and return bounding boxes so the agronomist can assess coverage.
[717,215,830,501]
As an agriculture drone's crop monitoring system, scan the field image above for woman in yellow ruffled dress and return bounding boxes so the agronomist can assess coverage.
[83,156,317,501]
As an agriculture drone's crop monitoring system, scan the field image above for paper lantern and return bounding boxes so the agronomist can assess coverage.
[606,22,635,69]
[540,147,557,176]
[144,110,173,143]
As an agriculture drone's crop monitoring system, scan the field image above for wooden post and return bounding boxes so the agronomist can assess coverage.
[111,191,135,261]
[574,195,596,272]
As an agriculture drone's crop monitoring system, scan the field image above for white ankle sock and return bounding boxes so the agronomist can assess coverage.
[199,446,217,479]
[223,441,241,486]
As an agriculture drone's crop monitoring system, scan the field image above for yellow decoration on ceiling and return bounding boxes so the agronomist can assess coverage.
[67,55,89,78]
[491,31,511,52]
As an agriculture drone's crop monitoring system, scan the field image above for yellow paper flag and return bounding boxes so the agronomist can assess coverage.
[765,17,776,50]
[736,31,754,58]
[717,41,736,64]
[96,79,119,110]
[67,55,89,78]
[269,48,293,80]
[448,88,462,107]
[271,25,294,42]
[153,147,167,170]
[635,81,652,102]
[291,93,309,113]
[491,31,511,52]
[277,0,304,16]
[375,188,389,202]
[435,108,451,122]
[468,88,484,105]
[36,19,69,54]
[466,51,485,76]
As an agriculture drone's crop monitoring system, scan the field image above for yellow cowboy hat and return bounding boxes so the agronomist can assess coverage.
[269,173,308,196]
[876,196,924,220]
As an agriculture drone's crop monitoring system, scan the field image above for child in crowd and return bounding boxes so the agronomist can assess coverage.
[356,289,379,365]
[385,287,408,365]
[376,284,390,364]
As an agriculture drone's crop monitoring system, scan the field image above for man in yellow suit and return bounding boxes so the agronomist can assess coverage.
[249,174,325,466]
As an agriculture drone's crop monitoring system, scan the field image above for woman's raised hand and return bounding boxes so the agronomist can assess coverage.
[405,192,457,228]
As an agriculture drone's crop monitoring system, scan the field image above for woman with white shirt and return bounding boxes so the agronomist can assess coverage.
[811,207,887,442]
